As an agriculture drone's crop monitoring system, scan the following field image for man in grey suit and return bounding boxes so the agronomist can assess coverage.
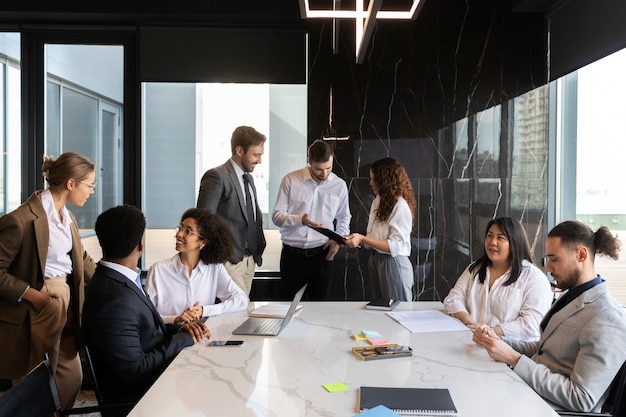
[197,126,267,295]
[473,220,626,413]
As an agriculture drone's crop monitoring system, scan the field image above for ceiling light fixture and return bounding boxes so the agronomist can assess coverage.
[299,0,424,63]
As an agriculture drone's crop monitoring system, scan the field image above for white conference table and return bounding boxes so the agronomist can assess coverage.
[128,302,558,417]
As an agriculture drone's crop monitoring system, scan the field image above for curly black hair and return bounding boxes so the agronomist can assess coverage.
[180,208,235,264]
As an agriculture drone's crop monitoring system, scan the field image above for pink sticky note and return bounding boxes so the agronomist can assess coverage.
[367,338,389,345]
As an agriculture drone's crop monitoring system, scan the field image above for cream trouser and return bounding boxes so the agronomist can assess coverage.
[225,255,256,296]
[27,276,82,408]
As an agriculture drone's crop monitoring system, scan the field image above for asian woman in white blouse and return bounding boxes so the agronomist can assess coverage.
[444,217,552,340]
[146,208,248,324]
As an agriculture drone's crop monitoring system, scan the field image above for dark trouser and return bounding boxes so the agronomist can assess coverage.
[280,244,331,300]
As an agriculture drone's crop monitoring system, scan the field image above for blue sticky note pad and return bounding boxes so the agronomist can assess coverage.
[353,405,401,417]
[361,330,382,338]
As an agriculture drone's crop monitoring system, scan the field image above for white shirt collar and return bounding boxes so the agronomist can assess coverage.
[229,158,245,178]
[172,253,207,277]
[40,189,72,227]
[100,259,141,283]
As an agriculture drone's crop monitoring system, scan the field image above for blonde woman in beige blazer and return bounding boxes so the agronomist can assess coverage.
[0,152,97,408]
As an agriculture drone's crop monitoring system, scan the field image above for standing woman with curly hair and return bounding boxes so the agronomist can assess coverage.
[0,152,97,408]
[146,208,248,324]
[345,158,417,301]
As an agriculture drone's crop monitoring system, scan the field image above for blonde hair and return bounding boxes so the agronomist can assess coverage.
[42,152,95,189]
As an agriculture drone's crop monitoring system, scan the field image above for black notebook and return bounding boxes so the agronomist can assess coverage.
[366,299,401,311]
[359,386,458,416]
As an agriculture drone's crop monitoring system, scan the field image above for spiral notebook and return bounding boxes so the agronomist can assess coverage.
[359,386,458,416]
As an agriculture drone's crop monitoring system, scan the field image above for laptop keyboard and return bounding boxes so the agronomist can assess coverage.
[256,319,282,334]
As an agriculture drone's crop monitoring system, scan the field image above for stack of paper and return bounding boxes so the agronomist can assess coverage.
[385,310,468,333]
[249,304,303,318]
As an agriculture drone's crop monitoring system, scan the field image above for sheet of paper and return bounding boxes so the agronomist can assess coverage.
[249,304,303,318]
[386,310,469,333]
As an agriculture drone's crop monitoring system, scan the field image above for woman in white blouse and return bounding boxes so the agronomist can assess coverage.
[345,158,416,301]
[146,208,248,324]
[444,217,552,340]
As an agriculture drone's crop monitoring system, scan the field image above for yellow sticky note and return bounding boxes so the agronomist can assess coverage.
[323,382,350,393]
[353,333,368,341]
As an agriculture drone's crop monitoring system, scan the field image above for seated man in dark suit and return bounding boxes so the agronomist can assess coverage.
[82,204,210,415]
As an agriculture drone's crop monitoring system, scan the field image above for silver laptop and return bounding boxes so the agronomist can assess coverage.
[232,284,307,336]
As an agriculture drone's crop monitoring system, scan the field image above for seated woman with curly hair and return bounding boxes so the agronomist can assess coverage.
[146,208,248,323]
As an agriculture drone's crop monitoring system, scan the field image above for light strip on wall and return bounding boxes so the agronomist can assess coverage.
[299,0,423,63]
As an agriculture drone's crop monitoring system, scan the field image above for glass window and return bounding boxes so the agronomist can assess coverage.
[570,47,626,304]
[512,85,549,211]
[141,82,307,272]
[0,32,21,215]
[44,44,124,230]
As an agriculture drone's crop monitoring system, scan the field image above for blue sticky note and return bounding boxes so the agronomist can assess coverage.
[361,330,382,338]
[353,405,401,417]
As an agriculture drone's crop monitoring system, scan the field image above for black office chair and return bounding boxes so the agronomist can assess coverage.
[557,361,626,417]
[77,346,137,417]
[0,355,59,417]
[0,352,134,417]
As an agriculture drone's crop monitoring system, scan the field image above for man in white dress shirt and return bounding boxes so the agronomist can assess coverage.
[272,140,351,300]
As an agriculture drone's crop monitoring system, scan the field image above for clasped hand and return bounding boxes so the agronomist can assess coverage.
[180,321,211,343]
[175,301,202,324]
[472,325,521,368]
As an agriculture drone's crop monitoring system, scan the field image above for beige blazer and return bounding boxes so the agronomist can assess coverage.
[0,191,96,378]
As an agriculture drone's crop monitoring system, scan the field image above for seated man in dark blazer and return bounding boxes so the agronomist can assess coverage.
[82,204,210,415]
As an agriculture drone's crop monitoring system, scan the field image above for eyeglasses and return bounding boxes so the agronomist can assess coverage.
[79,181,96,190]
[175,224,204,239]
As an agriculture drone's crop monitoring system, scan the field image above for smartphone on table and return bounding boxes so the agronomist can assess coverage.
[208,340,244,346]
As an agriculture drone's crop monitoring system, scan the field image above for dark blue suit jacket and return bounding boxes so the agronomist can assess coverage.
[81,263,193,402]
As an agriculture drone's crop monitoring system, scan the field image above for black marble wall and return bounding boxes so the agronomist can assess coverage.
[305,0,550,301]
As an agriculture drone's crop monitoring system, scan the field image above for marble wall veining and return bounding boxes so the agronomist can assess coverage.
[306,0,550,301]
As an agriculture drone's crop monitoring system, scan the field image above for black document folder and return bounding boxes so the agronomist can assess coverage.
[359,386,458,416]
[307,225,347,245]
